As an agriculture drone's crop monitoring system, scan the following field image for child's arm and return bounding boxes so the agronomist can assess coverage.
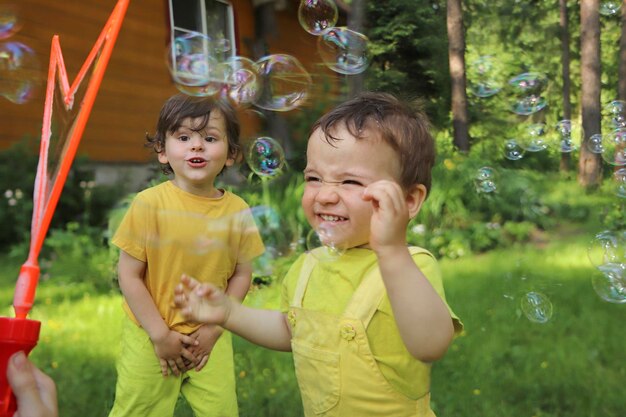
[363,180,455,362]
[117,250,198,375]
[175,274,292,351]
[186,261,253,371]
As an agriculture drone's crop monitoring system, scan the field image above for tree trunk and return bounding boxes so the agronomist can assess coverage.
[347,0,365,98]
[560,0,572,172]
[579,0,603,187]
[619,0,626,100]
[446,0,470,152]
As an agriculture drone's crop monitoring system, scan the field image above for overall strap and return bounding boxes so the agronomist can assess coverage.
[290,253,318,308]
[343,247,430,326]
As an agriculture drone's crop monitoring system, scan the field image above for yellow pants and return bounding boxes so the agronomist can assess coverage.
[108,317,238,417]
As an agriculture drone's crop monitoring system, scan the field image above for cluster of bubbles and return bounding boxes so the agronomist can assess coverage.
[587,230,626,304]
[473,166,498,193]
[503,120,581,161]
[468,57,548,116]
[298,0,370,75]
[166,32,312,112]
[0,3,40,104]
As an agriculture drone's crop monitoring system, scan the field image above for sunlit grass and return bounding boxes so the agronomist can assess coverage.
[0,228,623,417]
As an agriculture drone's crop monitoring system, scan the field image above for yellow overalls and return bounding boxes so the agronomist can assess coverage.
[287,251,437,417]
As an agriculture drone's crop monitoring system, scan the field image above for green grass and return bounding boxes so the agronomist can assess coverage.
[1,228,624,417]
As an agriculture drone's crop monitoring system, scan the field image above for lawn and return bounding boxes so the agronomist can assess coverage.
[0,225,624,417]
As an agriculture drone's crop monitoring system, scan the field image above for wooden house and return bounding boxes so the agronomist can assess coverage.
[0,0,344,187]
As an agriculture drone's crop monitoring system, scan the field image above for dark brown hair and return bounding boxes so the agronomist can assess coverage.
[312,91,436,196]
[145,94,241,175]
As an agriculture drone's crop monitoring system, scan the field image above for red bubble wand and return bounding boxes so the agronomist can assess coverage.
[1,1,129,414]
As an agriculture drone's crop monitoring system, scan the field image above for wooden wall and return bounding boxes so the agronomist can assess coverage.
[0,0,338,163]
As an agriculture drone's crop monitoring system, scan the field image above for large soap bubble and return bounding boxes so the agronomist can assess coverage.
[222,56,260,107]
[593,263,626,304]
[253,54,312,112]
[603,100,626,129]
[317,27,370,75]
[518,123,548,152]
[166,31,229,97]
[0,4,21,40]
[600,129,626,166]
[0,40,40,104]
[587,230,626,269]
[298,0,338,35]
[468,56,502,98]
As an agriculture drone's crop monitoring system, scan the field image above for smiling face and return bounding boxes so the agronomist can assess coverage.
[302,124,403,249]
[158,110,233,197]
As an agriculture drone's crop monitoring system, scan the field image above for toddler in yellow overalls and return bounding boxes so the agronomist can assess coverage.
[175,92,463,416]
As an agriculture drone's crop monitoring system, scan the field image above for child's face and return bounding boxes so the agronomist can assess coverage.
[158,110,233,196]
[302,125,402,249]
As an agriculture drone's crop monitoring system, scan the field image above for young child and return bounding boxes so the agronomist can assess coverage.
[174,92,462,416]
[108,94,265,417]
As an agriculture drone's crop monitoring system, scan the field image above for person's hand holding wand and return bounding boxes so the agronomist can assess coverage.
[6,351,58,417]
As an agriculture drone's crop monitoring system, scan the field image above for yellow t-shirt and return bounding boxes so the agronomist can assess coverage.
[281,248,462,399]
[112,181,265,334]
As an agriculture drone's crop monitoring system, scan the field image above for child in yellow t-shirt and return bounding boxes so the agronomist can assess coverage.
[108,94,264,417]
[174,92,462,416]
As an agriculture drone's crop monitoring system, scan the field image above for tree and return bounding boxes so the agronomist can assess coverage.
[560,0,572,171]
[619,0,626,100]
[347,0,365,97]
[579,0,603,187]
[446,0,470,151]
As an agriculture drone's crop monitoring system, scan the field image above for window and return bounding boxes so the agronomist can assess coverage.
[168,0,236,59]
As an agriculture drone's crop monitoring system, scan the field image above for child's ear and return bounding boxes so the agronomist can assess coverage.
[405,183,427,219]
[157,151,168,165]
[225,157,235,167]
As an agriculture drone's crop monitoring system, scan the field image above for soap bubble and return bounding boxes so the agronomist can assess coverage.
[317,27,369,75]
[0,40,40,104]
[603,100,626,129]
[166,31,228,97]
[306,225,346,262]
[298,0,338,35]
[518,123,548,152]
[588,230,626,269]
[468,56,502,98]
[0,4,21,40]
[600,128,626,166]
[613,168,626,198]
[222,56,259,107]
[586,133,604,154]
[592,263,626,304]
[600,0,621,16]
[253,54,311,111]
[504,139,525,161]
[509,72,547,115]
[520,291,553,323]
[473,166,497,193]
[245,136,286,178]
[553,119,578,153]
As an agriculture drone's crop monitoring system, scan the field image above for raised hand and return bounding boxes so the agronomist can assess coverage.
[174,274,232,326]
[362,180,410,252]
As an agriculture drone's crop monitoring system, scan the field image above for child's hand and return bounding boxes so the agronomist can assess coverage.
[362,180,410,252]
[151,329,198,377]
[186,324,223,371]
[174,274,232,325]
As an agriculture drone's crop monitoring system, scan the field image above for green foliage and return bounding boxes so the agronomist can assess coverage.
[365,0,450,125]
[0,139,127,250]
[38,222,118,293]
